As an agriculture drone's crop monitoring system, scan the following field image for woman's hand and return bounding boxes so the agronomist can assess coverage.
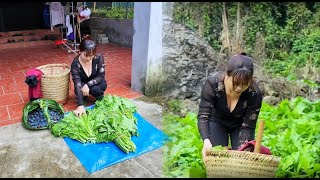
[81,84,90,96]
[202,139,212,161]
[73,105,86,117]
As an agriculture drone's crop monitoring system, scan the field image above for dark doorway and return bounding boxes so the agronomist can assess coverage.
[0,2,45,32]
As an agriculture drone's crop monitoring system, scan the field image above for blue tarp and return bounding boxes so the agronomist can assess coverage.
[63,105,169,173]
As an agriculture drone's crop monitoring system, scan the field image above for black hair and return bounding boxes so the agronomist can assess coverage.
[79,35,96,57]
[225,52,254,90]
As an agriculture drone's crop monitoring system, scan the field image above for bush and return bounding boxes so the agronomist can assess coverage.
[93,7,134,19]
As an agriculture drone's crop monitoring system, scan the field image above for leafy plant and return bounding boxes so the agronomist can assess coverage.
[51,95,138,154]
[93,7,134,19]
[162,112,206,178]
[259,97,320,178]
[166,99,182,114]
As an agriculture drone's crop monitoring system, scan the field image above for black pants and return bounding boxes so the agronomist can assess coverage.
[77,81,107,99]
[209,121,241,150]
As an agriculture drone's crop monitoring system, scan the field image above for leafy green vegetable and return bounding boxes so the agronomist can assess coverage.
[163,96,320,178]
[51,94,138,153]
[259,96,320,178]
[163,113,206,178]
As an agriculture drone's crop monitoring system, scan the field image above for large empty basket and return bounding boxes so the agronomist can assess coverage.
[36,63,71,104]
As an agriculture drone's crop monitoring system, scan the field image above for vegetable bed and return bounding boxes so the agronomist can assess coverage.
[162,96,320,178]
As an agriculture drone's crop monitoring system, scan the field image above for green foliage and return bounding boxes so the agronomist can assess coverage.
[173,2,223,51]
[259,97,320,178]
[162,97,320,178]
[173,2,320,80]
[93,7,134,19]
[162,112,206,178]
[167,99,182,114]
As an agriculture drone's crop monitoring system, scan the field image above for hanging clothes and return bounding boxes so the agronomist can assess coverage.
[49,2,65,29]
[43,3,51,29]
[66,15,73,37]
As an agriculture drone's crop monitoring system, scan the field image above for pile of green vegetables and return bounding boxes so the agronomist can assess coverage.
[51,95,139,154]
[22,99,64,130]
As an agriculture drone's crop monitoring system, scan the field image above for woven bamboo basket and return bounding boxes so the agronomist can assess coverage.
[204,120,281,178]
[36,63,71,104]
[204,149,280,178]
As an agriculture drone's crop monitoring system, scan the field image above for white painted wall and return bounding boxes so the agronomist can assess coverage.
[131,2,163,95]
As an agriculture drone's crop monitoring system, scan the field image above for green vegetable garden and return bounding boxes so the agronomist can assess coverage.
[162,2,320,178]
[163,97,320,178]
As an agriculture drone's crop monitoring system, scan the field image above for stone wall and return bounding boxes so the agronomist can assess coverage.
[162,19,227,101]
[88,17,133,47]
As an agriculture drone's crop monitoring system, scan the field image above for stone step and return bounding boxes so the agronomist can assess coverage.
[0,40,54,50]
[0,34,47,44]
[0,28,60,38]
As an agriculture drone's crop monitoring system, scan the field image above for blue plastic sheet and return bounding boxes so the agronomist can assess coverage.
[63,105,169,173]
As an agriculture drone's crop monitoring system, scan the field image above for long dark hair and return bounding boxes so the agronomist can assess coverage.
[79,35,97,57]
[225,52,255,90]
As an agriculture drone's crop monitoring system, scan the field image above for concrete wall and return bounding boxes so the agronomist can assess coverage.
[131,2,163,96]
[89,17,133,47]
[131,3,150,94]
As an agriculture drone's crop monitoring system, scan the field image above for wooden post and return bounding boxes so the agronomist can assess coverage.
[254,120,265,153]
[126,2,129,19]
[93,2,96,13]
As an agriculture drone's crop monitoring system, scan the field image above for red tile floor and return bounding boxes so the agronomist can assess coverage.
[0,43,142,127]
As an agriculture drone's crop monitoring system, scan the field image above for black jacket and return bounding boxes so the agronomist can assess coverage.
[197,72,263,147]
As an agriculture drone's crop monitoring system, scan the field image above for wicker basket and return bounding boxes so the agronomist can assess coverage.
[204,150,280,178]
[204,120,280,178]
[36,63,71,104]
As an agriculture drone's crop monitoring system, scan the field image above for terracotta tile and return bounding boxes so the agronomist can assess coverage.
[11,71,26,79]
[10,65,32,73]
[3,82,28,94]
[14,77,27,85]
[0,120,14,127]
[0,63,8,68]
[0,87,4,96]
[7,103,26,120]
[18,61,40,67]
[0,106,10,121]
[20,92,30,103]
[0,73,10,80]
[64,105,78,112]
[107,77,124,86]
[0,79,15,87]
[105,85,132,96]
[62,99,77,109]
[13,118,22,124]
[0,67,11,74]
[124,92,143,99]
[0,93,23,106]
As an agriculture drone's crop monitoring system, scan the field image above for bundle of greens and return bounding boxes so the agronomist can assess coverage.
[51,95,138,154]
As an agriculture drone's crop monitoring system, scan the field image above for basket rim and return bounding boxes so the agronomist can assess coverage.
[205,149,281,162]
[36,63,71,78]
